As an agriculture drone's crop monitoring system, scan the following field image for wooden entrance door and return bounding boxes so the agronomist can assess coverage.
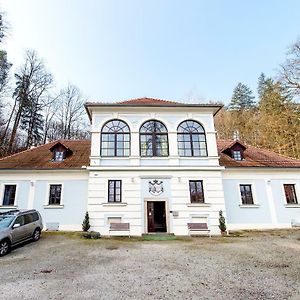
[147,202,155,232]
[147,201,167,233]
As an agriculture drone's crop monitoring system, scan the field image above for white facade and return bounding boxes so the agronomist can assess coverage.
[1,100,300,235]
[86,105,226,235]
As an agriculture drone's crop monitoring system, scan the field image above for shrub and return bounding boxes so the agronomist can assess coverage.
[82,231,101,239]
[82,211,90,232]
[218,210,227,233]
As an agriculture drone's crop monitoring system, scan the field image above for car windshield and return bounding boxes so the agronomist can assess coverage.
[0,215,15,229]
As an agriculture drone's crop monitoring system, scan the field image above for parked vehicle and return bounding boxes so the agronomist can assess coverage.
[0,209,43,256]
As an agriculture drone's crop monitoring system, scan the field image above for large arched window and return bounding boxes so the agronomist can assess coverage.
[140,120,169,157]
[101,119,130,157]
[177,120,207,157]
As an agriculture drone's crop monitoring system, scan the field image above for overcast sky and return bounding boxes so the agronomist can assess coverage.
[1,0,300,103]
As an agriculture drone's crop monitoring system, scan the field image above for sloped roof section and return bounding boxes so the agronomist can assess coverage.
[0,140,90,170]
[0,139,299,170]
[217,139,300,168]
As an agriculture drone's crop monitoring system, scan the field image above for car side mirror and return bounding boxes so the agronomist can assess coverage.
[13,223,21,229]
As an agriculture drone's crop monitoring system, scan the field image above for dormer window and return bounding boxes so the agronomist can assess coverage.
[233,150,242,161]
[221,140,247,162]
[49,142,73,162]
[54,151,64,162]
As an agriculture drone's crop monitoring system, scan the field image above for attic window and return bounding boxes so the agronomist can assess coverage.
[54,151,64,162]
[232,150,242,161]
[50,142,72,162]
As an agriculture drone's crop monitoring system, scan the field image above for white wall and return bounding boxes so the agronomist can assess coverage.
[223,168,300,230]
[0,170,88,231]
[87,170,226,236]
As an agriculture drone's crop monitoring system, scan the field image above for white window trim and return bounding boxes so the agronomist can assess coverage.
[237,182,259,207]
[106,179,123,203]
[281,181,300,206]
[44,182,64,207]
[188,179,207,204]
[0,183,19,207]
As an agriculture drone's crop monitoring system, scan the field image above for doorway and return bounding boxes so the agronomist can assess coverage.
[147,201,167,233]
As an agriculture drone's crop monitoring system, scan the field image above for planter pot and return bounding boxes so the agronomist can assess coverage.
[221,231,227,237]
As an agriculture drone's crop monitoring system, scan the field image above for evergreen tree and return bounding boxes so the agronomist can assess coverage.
[257,73,274,100]
[229,82,255,110]
[82,212,90,232]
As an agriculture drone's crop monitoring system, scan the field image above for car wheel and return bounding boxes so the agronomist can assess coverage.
[32,228,41,241]
[0,239,11,257]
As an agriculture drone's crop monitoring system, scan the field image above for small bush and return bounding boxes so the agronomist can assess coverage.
[82,231,101,239]
[82,212,90,232]
[219,210,227,233]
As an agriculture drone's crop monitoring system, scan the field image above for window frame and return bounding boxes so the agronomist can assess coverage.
[1,183,18,207]
[46,183,64,206]
[189,180,205,203]
[108,180,122,203]
[232,150,242,161]
[139,120,169,157]
[54,151,64,162]
[239,184,254,205]
[283,184,298,205]
[100,119,131,157]
[177,120,208,157]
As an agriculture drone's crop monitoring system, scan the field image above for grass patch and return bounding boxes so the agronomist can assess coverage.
[141,235,178,241]
[43,231,83,239]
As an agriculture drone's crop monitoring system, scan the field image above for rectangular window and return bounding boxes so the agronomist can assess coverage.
[189,180,204,203]
[284,184,298,204]
[2,185,16,206]
[108,180,122,202]
[233,150,242,161]
[49,184,62,205]
[54,151,64,161]
[240,184,254,205]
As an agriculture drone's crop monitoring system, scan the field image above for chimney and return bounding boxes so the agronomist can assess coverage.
[233,130,240,141]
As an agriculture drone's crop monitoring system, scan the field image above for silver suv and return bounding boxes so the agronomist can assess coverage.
[0,209,43,256]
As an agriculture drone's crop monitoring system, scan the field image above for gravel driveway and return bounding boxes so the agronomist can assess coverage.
[0,230,300,300]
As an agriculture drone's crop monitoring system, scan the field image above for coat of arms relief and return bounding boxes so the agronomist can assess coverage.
[148,179,164,196]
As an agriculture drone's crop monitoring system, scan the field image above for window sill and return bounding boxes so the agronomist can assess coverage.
[186,203,211,207]
[102,203,128,207]
[43,205,64,209]
[284,204,300,208]
[0,205,17,209]
[239,204,260,208]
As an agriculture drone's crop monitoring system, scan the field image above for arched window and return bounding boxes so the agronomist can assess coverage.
[140,120,169,157]
[177,120,207,157]
[101,119,130,157]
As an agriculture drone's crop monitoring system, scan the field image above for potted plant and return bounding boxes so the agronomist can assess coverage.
[218,210,227,236]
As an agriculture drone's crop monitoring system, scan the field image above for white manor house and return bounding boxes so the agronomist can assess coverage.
[0,98,300,236]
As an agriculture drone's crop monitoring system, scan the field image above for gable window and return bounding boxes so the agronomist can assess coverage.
[2,185,16,206]
[240,184,254,205]
[284,184,298,204]
[108,180,122,202]
[232,150,242,161]
[177,120,207,157]
[101,120,130,157]
[49,184,62,205]
[140,120,169,157]
[54,151,64,162]
[189,180,205,203]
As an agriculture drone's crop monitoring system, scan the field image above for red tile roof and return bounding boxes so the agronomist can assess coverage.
[217,139,300,168]
[116,97,182,105]
[0,139,299,170]
[0,140,90,170]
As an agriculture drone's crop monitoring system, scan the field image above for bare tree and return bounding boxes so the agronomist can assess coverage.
[6,50,52,152]
[55,84,87,139]
[280,39,300,97]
